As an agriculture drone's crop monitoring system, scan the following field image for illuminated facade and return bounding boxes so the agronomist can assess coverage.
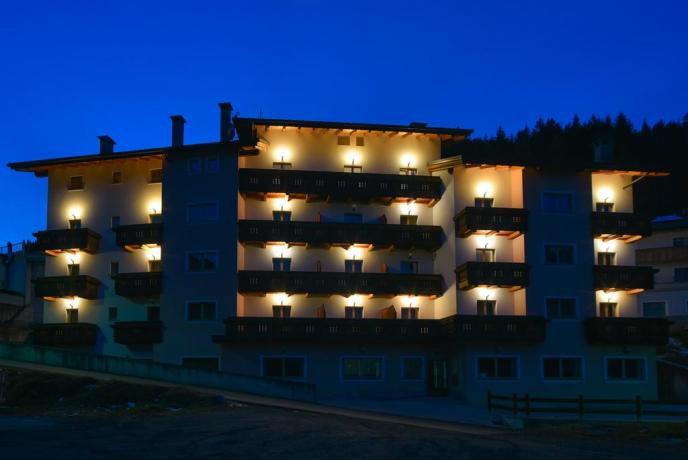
[8,104,670,403]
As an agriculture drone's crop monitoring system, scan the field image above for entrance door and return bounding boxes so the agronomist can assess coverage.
[427,359,448,396]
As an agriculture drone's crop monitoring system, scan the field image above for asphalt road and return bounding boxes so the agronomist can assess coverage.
[0,405,685,460]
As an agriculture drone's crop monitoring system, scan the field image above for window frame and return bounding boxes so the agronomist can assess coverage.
[187,158,203,174]
[604,356,648,382]
[261,355,307,380]
[206,156,220,173]
[67,175,85,191]
[475,355,520,381]
[400,356,425,381]
[148,168,163,184]
[544,296,578,320]
[185,300,218,322]
[187,201,220,223]
[642,300,667,318]
[340,356,384,382]
[541,355,585,382]
[111,171,122,184]
[541,191,574,214]
[186,250,219,273]
[543,243,576,265]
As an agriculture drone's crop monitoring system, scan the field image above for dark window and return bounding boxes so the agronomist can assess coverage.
[147,305,160,321]
[606,358,645,380]
[401,307,419,319]
[642,301,666,318]
[67,264,80,276]
[542,192,573,213]
[476,248,495,262]
[149,213,162,224]
[108,307,118,322]
[546,298,576,319]
[401,357,424,380]
[272,210,292,222]
[149,168,163,183]
[110,261,119,276]
[181,357,219,372]
[543,358,582,380]
[345,259,363,273]
[596,202,614,212]
[68,176,84,190]
[188,158,202,174]
[111,215,120,229]
[599,302,617,317]
[187,301,216,321]
[148,259,161,272]
[272,258,291,272]
[477,300,496,316]
[206,156,220,172]
[477,357,517,380]
[69,218,82,229]
[66,308,78,323]
[337,136,350,146]
[272,305,291,318]
[400,214,418,225]
[188,202,218,222]
[675,267,688,282]
[400,260,418,274]
[263,357,305,379]
[188,252,217,272]
[112,171,122,184]
[355,136,365,146]
[475,197,494,208]
[342,357,382,380]
[674,237,688,247]
[345,306,363,319]
[545,244,574,265]
[597,252,615,266]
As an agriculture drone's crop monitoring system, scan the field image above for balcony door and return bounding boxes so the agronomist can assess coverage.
[426,359,448,396]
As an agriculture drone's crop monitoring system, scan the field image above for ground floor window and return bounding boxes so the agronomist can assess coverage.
[181,357,219,372]
[477,357,518,380]
[606,358,646,381]
[342,357,383,380]
[401,357,424,380]
[542,357,583,380]
[262,357,305,379]
[642,301,666,318]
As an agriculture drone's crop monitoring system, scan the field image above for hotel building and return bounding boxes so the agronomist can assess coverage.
[8,104,670,403]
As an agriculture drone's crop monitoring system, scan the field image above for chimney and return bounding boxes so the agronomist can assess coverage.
[170,115,186,147]
[98,135,116,155]
[218,102,233,142]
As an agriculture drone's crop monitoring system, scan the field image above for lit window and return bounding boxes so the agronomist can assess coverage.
[187,301,216,321]
[642,301,666,318]
[263,357,304,379]
[606,358,645,381]
[543,358,582,380]
[477,357,517,380]
[342,357,382,380]
[477,300,496,315]
[188,202,218,222]
[187,252,217,272]
[542,192,573,213]
[545,244,574,265]
[68,176,84,191]
[546,298,576,319]
[149,169,163,183]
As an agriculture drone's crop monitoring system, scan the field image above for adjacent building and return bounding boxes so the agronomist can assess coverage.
[7,104,671,403]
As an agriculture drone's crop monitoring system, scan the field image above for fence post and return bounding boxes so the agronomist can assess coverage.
[635,396,642,421]
[577,394,584,418]
[525,393,530,417]
[487,390,492,412]
[512,393,518,416]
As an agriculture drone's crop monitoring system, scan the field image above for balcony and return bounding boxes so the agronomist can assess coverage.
[33,228,101,255]
[443,315,546,344]
[32,323,98,347]
[238,271,444,297]
[591,212,651,243]
[112,321,163,345]
[593,265,655,293]
[454,207,528,239]
[115,223,163,250]
[584,317,670,346]
[213,317,449,344]
[239,168,442,205]
[113,272,162,298]
[636,246,688,265]
[455,262,529,290]
[239,220,443,251]
[34,275,101,300]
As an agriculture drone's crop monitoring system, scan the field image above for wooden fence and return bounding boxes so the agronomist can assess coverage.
[487,391,688,420]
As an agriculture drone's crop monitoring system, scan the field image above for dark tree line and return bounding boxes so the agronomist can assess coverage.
[454,114,688,218]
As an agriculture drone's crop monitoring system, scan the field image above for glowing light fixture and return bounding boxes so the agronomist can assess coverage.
[476,182,494,199]
[478,288,494,300]
[67,206,83,221]
[272,292,290,305]
[596,187,613,204]
[271,244,290,258]
[347,294,362,307]
[148,200,162,215]
[476,235,495,249]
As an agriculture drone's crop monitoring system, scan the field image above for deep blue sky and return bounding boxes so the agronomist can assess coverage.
[1,0,687,243]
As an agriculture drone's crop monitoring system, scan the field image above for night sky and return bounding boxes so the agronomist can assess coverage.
[1,0,687,243]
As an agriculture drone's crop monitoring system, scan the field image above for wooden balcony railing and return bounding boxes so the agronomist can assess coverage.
[214,317,448,344]
[32,323,98,347]
[34,275,101,300]
[443,315,546,344]
[636,246,688,265]
[591,212,651,243]
[239,220,443,251]
[238,271,444,297]
[239,168,442,205]
[456,262,529,290]
[454,207,528,238]
[114,223,163,250]
[112,321,163,345]
[584,317,670,345]
[593,265,655,292]
[33,228,101,255]
[113,272,162,298]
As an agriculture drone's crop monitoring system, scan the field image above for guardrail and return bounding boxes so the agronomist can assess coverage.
[487,391,688,420]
